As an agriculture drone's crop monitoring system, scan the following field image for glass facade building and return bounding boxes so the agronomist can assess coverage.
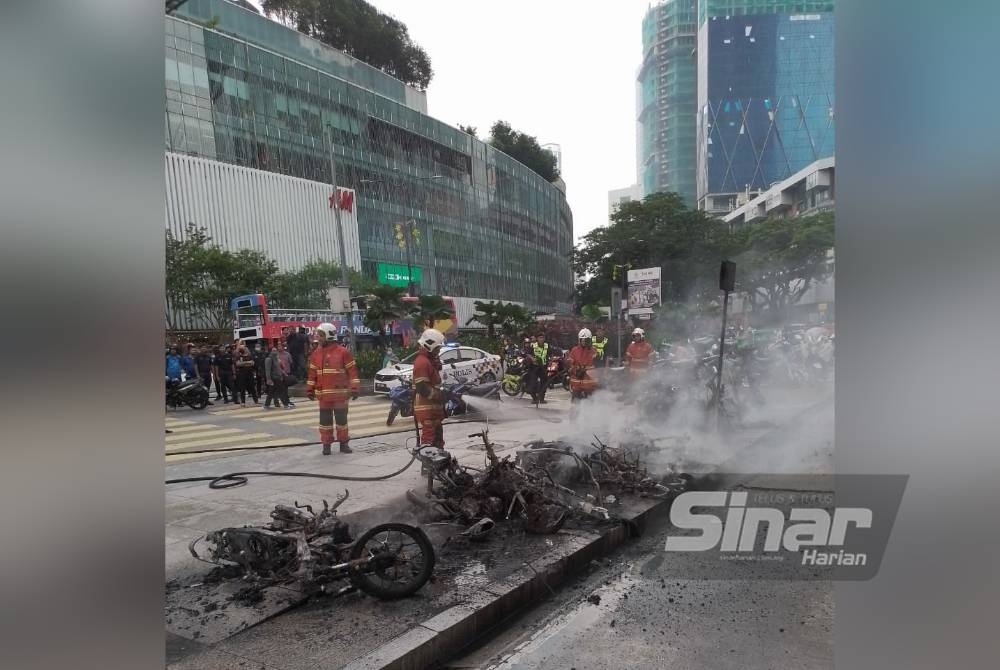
[637,0,698,204]
[165,0,573,312]
[696,1,834,209]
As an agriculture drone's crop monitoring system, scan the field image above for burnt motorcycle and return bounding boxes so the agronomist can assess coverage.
[189,490,435,600]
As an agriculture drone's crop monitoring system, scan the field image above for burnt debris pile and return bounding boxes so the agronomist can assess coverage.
[407,430,689,537]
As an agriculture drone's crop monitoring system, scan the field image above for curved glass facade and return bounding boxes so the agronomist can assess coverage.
[164,6,573,312]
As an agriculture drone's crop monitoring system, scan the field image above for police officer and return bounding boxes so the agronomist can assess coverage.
[529,332,550,404]
[592,326,609,367]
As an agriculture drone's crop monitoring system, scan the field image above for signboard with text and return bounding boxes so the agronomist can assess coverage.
[627,267,661,316]
[377,262,422,287]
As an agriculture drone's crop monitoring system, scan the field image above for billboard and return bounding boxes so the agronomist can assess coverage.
[627,267,661,316]
[377,262,422,287]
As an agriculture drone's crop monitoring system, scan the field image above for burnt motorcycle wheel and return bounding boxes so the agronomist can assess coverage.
[386,405,399,426]
[348,523,435,600]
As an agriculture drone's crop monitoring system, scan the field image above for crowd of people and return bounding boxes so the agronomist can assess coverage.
[165,327,329,409]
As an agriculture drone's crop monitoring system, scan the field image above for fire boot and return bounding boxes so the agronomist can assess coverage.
[322,443,332,455]
[339,441,353,454]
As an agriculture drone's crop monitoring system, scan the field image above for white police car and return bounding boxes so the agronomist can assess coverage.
[373,344,501,395]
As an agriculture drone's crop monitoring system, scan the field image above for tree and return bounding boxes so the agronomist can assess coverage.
[166,224,280,337]
[457,124,477,137]
[487,121,559,182]
[363,283,408,346]
[572,192,735,311]
[270,259,344,310]
[407,294,453,333]
[495,302,534,338]
[580,304,604,323]
[261,0,433,90]
[734,212,835,321]
[467,300,502,337]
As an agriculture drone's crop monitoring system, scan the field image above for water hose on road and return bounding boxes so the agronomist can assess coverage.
[164,450,419,489]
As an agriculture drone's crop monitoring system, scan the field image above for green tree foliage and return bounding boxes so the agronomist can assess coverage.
[270,259,344,309]
[407,294,454,333]
[467,300,502,337]
[572,194,835,332]
[733,211,835,321]
[487,121,559,182]
[580,304,604,323]
[261,0,433,90]
[363,283,408,345]
[166,224,279,335]
[457,124,478,137]
[573,192,734,308]
[495,302,534,338]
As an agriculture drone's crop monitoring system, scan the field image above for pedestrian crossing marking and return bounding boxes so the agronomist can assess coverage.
[210,398,387,419]
[165,427,243,443]
[252,404,390,423]
[163,423,231,434]
[164,418,197,427]
[164,432,282,450]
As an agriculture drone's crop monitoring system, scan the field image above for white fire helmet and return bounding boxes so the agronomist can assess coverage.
[632,327,645,339]
[315,323,337,341]
[578,328,593,340]
[418,328,446,353]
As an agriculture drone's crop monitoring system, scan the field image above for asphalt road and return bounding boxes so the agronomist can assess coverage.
[445,393,835,670]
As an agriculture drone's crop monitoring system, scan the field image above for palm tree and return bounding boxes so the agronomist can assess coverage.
[467,300,501,337]
[408,295,454,333]
[364,284,407,347]
[496,303,533,338]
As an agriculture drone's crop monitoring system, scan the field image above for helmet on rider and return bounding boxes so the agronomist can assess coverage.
[632,327,645,341]
[418,328,446,354]
[315,322,337,342]
[578,328,593,348]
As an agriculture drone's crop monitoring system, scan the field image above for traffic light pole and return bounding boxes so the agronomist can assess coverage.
[325,125,356,354]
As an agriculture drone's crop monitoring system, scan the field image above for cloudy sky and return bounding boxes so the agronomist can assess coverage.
[251,0,653,244]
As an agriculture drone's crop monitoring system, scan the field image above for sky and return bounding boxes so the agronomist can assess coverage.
[250,0,653,244]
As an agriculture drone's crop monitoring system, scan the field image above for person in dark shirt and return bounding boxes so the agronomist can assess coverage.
[286,327,306,379]
[213,345,237,404]
[193,347,215,405]
[252,341,268,400]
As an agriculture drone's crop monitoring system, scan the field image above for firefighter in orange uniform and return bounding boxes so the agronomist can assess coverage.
[625,327,655,382]
[565,328,598,401]
[411,328,447,449]
[306,322,360,455]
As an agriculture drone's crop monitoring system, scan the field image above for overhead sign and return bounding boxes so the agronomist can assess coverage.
[627,267,661,316]
[377,262,422,287]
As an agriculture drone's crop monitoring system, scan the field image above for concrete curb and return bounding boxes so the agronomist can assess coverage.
[341,496,674,670]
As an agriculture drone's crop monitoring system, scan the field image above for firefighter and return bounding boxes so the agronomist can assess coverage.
[306,322,360,455]
[412,328,446,450]
[565,328,598,401]
[624,327,655,381]
[592,326,609,367]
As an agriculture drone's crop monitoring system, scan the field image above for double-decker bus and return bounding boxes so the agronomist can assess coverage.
[230,293,458,347]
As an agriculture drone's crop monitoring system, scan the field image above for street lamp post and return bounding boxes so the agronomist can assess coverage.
[324,125,356,354]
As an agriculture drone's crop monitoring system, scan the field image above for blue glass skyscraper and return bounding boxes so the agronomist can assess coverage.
[696,2,834,211]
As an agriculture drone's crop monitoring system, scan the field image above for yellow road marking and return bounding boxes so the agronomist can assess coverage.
[164,418,196,427]
[165,436,304,461]
[162,423,230,434]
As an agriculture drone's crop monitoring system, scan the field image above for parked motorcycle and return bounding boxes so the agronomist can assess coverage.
[545,350,571,391]
[166,377,209,410]
[501,354,527,397]
[386,378,501,426]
